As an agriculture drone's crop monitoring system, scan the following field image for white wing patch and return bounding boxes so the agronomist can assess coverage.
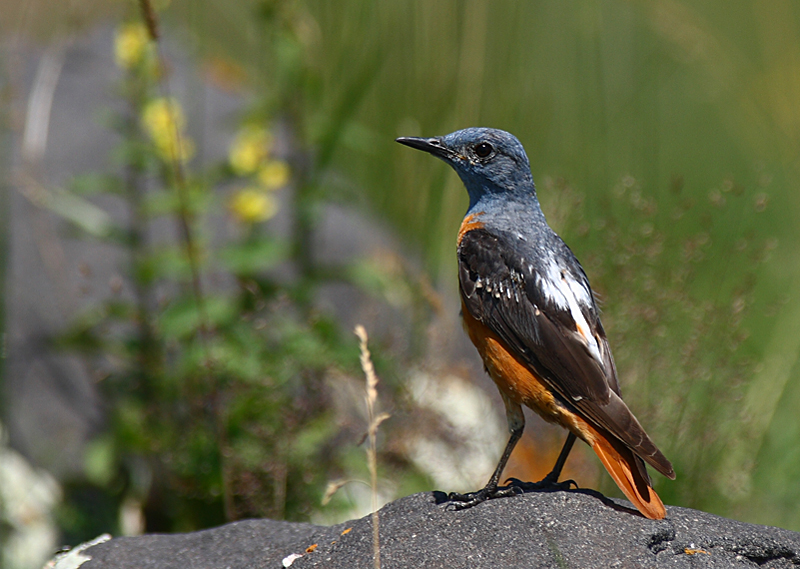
[540,260,603,365]
[538,262,569,310]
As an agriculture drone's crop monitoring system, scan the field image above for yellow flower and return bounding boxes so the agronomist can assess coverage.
[154,133,195,164]
[230,188,278,223]
[114,23,150,70]
[229,126,273,175]
[257,160,290,190]
[141,98,194,163]
[142,97,185,136]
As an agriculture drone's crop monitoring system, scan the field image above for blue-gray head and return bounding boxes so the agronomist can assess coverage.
[396,127,536,211]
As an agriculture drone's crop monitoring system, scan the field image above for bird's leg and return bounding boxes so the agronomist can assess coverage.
[506,432,578,491]
[448,396,525,510]
[542,431,577,484]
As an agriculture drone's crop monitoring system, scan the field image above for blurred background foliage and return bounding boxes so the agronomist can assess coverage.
[3,0,800,563]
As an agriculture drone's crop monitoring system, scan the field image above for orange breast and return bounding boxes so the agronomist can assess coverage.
[457,213,485,245]
[460,299,596,445]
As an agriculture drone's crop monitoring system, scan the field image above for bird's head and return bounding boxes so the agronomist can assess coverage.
[396,127,536,210]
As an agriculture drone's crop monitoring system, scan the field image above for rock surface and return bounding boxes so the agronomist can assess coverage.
[60,489,800,569]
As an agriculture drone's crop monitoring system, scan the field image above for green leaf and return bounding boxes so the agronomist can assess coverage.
[84,435,116,487]
[289,414,337,462]
[219,237,289,274]
[159,295,238,339]
[137,246,201,282]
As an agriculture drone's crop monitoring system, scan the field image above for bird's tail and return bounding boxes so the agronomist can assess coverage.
[589,428,666,520]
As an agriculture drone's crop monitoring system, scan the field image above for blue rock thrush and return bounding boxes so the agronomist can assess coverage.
[397,128,674,519]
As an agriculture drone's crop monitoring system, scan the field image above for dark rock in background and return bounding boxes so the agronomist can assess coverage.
[70,491,800,569]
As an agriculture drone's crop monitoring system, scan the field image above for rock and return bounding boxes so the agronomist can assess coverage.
[62,490,800,569]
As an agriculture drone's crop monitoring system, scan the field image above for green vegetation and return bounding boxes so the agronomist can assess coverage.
[45,2,432,541]
[3,0,800,547]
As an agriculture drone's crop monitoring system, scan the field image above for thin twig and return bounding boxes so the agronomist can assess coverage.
[138,0,159,40]
[140,1,209,340]
[355,325,388,569]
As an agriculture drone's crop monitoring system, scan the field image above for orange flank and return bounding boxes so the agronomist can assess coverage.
[460,301,667,520]
[457,212,485,245]
[461,301,595,441]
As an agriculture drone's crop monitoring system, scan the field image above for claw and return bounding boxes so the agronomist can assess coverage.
[503,476,578,492]
[446,434,579,510]
[447,484,521,510]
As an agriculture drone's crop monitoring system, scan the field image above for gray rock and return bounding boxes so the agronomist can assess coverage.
[69,490,800,568]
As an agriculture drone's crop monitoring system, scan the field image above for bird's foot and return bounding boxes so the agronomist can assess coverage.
[504,474,578,492]
[447,483,521,510]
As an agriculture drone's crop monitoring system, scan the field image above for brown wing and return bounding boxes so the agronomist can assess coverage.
[458,228,674,479]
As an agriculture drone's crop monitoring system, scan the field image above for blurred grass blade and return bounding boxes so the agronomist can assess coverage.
[19,178,116,238]
[312,47,385,178]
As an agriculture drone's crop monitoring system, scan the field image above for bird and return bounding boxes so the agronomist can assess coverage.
[396,128,674,520]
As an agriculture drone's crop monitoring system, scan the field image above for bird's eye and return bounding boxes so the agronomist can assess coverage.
[474,142,493,158]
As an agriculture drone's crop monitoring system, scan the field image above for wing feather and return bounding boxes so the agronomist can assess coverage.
[458,228,674,479]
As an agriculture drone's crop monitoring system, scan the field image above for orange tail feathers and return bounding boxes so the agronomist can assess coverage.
[590,430,666,520]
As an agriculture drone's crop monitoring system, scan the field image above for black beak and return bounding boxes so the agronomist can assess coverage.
[396,136,454,160]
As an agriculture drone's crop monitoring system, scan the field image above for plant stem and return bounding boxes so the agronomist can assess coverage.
[356,326,382,569]
[138,0,232,521]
